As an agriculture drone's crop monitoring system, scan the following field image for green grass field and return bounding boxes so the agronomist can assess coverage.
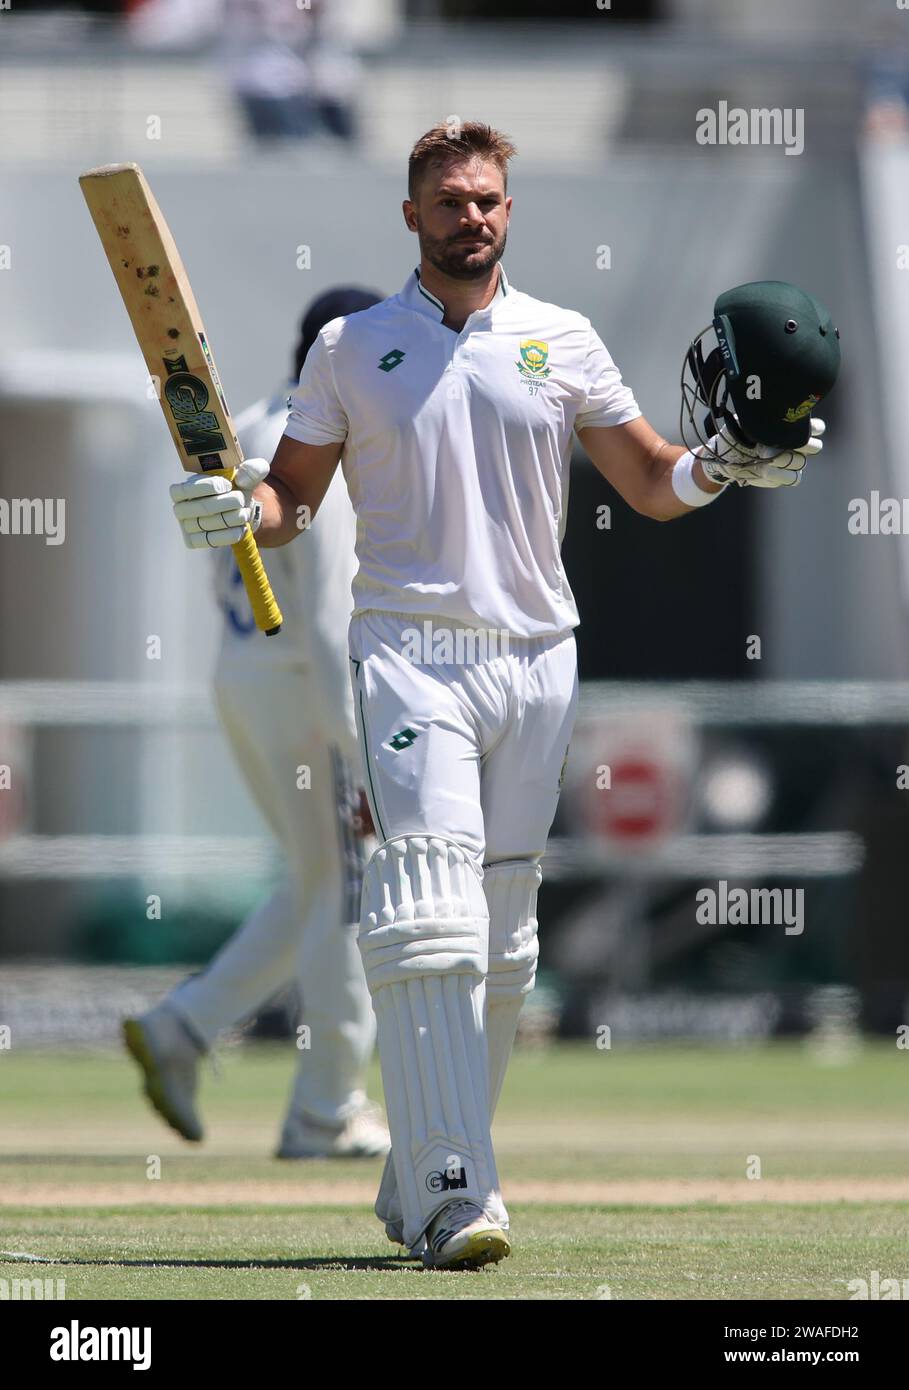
[2,1040,908,1300]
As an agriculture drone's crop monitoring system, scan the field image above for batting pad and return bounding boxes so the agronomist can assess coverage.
[484,859,542,1114]
[360,836,502,1247]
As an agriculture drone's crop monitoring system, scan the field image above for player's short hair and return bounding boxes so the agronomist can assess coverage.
[407,121,517,201]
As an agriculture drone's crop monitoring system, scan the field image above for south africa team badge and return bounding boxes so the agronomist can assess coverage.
[516,339,551,380]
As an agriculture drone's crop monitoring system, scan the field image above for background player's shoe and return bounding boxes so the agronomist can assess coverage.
[275,1100,390,1159]
[122,1003,205,1142]
[422,1200,511,1270]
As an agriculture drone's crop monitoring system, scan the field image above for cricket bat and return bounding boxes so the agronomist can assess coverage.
[79,162,283,635]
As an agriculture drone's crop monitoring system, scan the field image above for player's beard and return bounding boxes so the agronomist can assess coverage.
[418,223,507,281]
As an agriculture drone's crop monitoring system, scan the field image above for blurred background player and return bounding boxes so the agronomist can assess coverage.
[128,0,362,144]
[123,287,389,1160]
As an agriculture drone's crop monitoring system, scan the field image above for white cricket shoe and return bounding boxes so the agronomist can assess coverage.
[275,1101,391,1159]
[423,1200,511,1271]
[378,1158,511,1252]
[122,1003,205,1142]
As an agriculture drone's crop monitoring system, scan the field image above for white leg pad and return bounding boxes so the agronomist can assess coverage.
[484,859,542,1114]
[374,857,540,1240]
[360,835,503,1250]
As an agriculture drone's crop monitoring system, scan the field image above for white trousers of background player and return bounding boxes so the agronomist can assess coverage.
[350,610,578,1247]
[169,655,376,1131]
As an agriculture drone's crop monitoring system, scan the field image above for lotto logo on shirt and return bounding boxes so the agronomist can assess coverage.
[378,349,406,373]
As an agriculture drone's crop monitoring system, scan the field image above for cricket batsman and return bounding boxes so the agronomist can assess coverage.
[125,289,389,1160]
[168,122,839,1267]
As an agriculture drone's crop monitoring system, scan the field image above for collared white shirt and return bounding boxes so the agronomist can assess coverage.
[284,265,641,638]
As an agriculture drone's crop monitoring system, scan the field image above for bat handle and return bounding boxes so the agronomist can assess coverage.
[206,466,282,634]
[205,466,282,634]
[232,526,283,635]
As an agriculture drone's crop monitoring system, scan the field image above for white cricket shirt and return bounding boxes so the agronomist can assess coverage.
[284,266,641,638]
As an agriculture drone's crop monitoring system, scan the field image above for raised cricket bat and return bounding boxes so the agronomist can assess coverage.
[79,162,282,635]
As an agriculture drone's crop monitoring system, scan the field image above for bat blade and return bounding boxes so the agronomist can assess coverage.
[79,162,282,635]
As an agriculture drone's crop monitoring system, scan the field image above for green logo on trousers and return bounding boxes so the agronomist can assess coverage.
[388,726,418,751]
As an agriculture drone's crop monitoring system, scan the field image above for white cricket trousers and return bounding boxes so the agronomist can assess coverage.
[348,611,578,863]
[350,610,577,1242]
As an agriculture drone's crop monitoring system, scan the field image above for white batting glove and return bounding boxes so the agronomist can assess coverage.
[700,418,825,489]
[170,458,270,550]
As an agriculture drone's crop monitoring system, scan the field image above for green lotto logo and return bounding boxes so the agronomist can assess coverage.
[387,726,419,752]
[162,351,226,466]
[378,348,406,373]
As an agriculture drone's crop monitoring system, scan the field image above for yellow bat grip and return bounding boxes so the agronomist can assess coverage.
[206,467,282,635]
[232,526,283,635]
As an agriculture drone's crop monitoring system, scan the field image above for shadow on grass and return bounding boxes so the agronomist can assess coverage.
[0,1155,299,1167]
[0,1154,372,1174]
[0,1155,146,1165]
[2,1255,420,1271]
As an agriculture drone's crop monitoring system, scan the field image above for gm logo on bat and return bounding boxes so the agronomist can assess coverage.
[161,349,228,469]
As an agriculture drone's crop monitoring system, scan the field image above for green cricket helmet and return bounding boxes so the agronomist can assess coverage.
[681,281,841,458]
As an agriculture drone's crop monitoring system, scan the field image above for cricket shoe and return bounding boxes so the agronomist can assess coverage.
[381,1167,509,1252]
[275,1101,391,1159]
[423,1200,511,1271]
[122,1003,205,1142]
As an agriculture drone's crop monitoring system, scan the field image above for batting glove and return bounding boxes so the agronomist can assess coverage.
[170,458,269,550]
[699,418,825,489]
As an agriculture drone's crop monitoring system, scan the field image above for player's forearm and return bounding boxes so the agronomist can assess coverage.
[646,440,725,521]
[578,420,725,522]
[255,435,343,546]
